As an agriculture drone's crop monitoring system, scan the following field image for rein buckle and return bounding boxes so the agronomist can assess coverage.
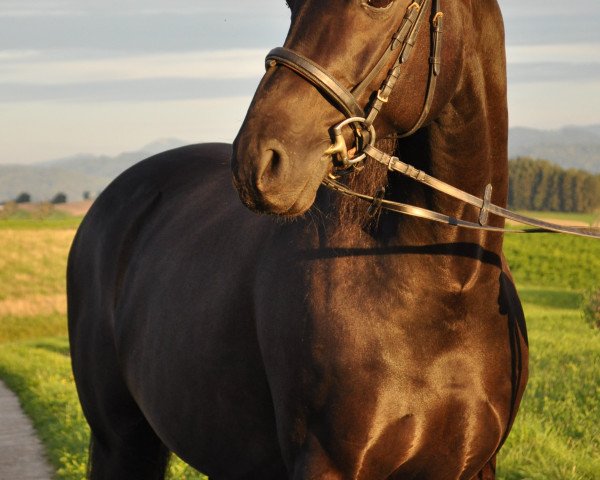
[479,184,493,226]
[367,187,386,219]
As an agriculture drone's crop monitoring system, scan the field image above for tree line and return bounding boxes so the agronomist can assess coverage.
[508,157,600,213]
[10,192,68,204]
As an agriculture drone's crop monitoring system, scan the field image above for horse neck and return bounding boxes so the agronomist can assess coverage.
[319,35,508,288]
[386,5,509,254]
[313,3,508,286]
[390,103,508,247]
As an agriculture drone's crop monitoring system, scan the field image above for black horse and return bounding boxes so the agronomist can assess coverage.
[68,1,528,478]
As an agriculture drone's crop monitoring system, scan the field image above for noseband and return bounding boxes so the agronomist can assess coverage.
[263,1,600,239]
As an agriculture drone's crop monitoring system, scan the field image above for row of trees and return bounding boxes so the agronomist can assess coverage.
[508,157,600,213]
[7,191,94,205]
[12,192,68,204]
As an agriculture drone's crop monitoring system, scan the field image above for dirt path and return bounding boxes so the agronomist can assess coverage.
[0,380,52,480]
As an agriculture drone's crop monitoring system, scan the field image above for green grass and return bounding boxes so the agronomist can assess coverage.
[0,314,67,343]
[496,293,600,479]
[0,338,89,479]
[0,228,75,301]
[0,215,598,479]
[516,210,599,225]
[499,226,600,479]
[504,234,600,290]
[0,216,84,230]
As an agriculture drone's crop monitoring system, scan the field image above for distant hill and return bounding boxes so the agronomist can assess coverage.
[1,126,599,203]
[509,125,600,173]
[0,139,188,203]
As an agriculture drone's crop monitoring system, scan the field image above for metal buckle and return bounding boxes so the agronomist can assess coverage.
[323,117,377,169]
[407,2,421,12]
[377,89,390,103]
[367,187,386,218]
[479,184,493,226]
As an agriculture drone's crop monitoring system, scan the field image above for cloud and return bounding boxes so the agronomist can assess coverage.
[508,63,600,84]
[0,6,289,53]
[507,43,600,64]
[506,43,600,83]
[0,78,261,103]
[0,0,71,15]
[508,81,600,128]
[0,0,286,17]
[503,14,600,46]
[499,0,599,17]
[0,48,266,103]
[0,49,266,85]
[0,50,40,61]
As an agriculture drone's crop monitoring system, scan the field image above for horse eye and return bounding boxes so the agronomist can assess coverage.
[366,0,394,8]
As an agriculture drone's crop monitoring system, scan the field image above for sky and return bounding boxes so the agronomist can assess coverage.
[1,0,599,164]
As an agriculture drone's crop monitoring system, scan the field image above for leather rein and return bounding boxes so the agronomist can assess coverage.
[265,0,600,239]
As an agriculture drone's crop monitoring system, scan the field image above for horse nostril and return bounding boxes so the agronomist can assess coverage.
[266,148,283,176]
[256,147,286,193]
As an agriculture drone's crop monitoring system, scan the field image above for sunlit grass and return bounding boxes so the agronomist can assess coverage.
[504,234,600,290]
[0,314,67,344]
[516,210,599,225]
[0,228,75,301]
[497,302,600,480]
[0,216,84,231]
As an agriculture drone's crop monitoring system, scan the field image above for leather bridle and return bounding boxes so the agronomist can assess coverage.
[264,1,600,239]
[266,0,442,166]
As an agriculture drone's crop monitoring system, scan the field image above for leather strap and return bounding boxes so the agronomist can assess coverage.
[266,0,437,132]
[354,144,600,238]
[390,0,443,137]
[266,47,365,119]
[324,176,530,233]
[352,0,428,99]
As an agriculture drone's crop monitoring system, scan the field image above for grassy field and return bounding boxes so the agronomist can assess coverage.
[513,210,598,226]
[0,215,598,479]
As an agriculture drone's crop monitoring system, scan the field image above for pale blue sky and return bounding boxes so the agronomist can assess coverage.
[1,0,599,164]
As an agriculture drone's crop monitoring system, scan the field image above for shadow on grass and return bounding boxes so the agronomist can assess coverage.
[29,338,70,357]
[518,287,582,310]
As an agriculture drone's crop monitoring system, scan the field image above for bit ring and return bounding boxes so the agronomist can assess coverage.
[323,117,377,168]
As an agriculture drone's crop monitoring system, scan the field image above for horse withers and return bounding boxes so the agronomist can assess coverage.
[68,1,528,478]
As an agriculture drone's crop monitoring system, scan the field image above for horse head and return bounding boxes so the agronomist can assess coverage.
[232,0,468,216]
